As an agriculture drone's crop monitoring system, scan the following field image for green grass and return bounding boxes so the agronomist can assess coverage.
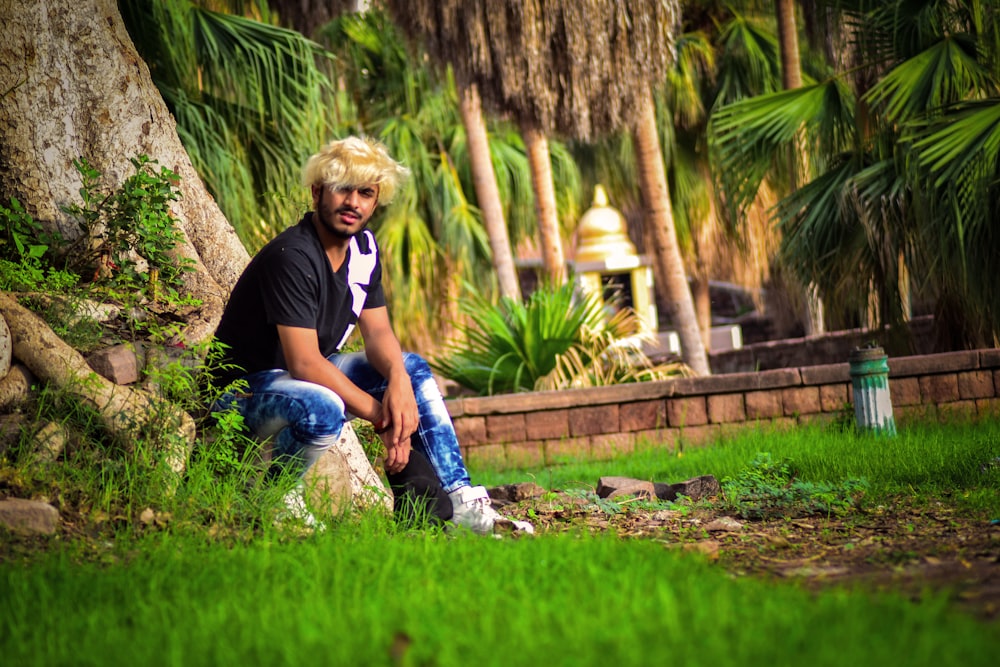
[471,418,1000,513]
[2,526,996,667]
[2,417,999,666]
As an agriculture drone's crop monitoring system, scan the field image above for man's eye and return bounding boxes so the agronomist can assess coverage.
[358,188,377,198]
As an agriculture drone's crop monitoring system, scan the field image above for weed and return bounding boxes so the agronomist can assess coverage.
[719,452,869,520]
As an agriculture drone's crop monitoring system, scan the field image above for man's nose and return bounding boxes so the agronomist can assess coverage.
[344,189,362,208]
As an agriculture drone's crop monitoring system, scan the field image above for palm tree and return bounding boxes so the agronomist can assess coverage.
[119,0,340,251]
[573,7,789,350]
[386,0,711,375]
[775,0,825,335]
[383,0,574,285]
[710,0,1000,349]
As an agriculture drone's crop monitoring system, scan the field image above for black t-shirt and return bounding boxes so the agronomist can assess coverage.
[211,213,385,387]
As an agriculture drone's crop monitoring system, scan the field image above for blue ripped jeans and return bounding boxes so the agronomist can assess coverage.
[212,352,471,492]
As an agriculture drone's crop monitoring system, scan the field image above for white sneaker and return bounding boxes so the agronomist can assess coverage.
[276,486,326,532]
[448,485,534,535]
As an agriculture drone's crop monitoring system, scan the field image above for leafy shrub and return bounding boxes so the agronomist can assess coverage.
[432,281,689,395]
[61,155,194,296]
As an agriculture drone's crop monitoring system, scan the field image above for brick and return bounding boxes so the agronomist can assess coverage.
[465,443,505,468]
[745,390,783,419]
[453,416,486,446]
[486,414,525,444]
[569,404,619,436]
[678,424,720,448]
[719,422,752,440]
[87,344,139,385]
[889,377,921,406]
[958,370,994,399]
[819,384,849,412]
[506,442,545,469]
[591,432,635,460]
[545,436,591,464]
[635,428,677,453]
[975,398,1000,419]
[765,417,799,433]
[936,400,977,420]
[781,386,822,416]
[797,412,840,428]
[525,409,569,440]
[667,397,708,427]
[707,394,745,423]
[894,404,934,425]
[919,374,960,404]
[620,400,666,432]
[980,348,1000,369]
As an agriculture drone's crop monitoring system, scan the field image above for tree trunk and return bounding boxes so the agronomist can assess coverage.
[0,0,250,344]
[459,84,522,301]
[633,89,710,376]
[691,275,712,352]
[520,121,566,286]
[776,0,825,336]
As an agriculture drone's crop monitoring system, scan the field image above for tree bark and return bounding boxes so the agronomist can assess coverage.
[633,89,710,376]
[520,121,566,286]
[459,84,522,301]
[0,0,250,344]
[776,0,825,336]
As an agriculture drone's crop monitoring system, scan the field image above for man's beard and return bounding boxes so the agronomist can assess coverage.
[316,200,367,239]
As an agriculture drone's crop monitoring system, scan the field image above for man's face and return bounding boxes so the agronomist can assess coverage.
[312,183,379,239]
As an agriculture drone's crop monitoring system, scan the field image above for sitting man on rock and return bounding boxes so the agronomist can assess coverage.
[210,135,531,535]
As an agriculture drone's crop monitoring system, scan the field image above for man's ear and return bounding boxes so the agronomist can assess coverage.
[311,184,323,207]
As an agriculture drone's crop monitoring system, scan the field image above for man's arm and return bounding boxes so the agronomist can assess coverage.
[276,325,384,419]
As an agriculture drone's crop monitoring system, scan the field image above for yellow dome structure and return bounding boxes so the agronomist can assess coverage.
[574,185,638,264]
[572,185,657,336]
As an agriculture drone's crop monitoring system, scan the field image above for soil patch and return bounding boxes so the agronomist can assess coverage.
[503,492,1000,622]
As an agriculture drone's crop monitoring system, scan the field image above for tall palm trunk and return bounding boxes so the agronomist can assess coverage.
[520,121,566,285]
[459,84,522,301]
[777,0,826,335]
[633,89,710,375]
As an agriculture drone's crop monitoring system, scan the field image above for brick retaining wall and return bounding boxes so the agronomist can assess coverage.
[446,348,1000,470]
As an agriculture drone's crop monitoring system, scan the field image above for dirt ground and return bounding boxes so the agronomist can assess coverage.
[501,491,1000,623]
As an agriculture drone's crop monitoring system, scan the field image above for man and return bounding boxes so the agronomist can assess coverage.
[210,136,532,535]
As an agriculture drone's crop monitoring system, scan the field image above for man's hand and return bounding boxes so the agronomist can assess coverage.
[381,373,419,448]
[379,430,411,474]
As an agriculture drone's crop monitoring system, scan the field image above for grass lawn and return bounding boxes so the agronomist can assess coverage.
[2,417,998,666]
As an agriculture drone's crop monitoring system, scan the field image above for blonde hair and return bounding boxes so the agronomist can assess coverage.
[302,136,409,205]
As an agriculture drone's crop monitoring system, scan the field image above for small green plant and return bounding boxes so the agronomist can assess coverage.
[719,452,869,520]
[0,197,75,292]
[61,155,194,297]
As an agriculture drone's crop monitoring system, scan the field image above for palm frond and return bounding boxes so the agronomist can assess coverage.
[710,79,856,214]
[865,35,991,123]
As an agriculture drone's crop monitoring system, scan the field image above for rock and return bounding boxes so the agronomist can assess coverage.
[0,498,60,535]
[666,475,720,501]
[86,344,140,385]
[487,482,546,503]
[294,422,391,517]
[31,421,69,464]
[597,476,656,500]
[704,516,743,532]
[0,363,35,411]
[652,482,677,501]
